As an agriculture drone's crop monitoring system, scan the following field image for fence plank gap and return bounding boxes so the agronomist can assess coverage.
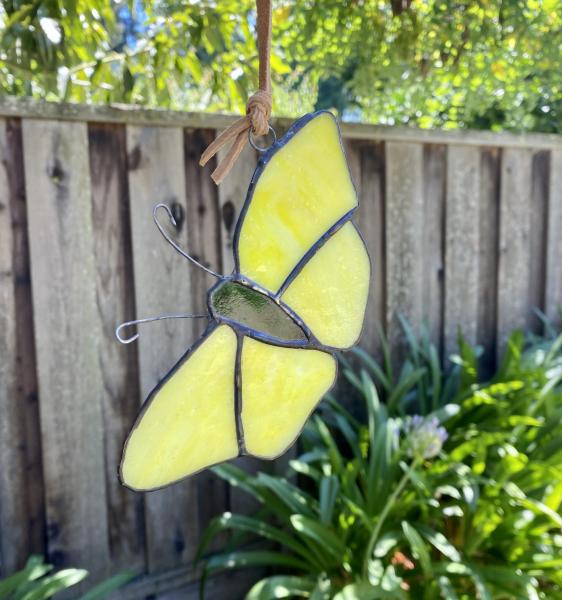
[88,122,146,572]
[423,145,446,356]
[0,117,45,575]
[22,118,110,583]
[527,150,550,333]
[477,149,500,375]
[126,125,200,571]
[444,145,481,360]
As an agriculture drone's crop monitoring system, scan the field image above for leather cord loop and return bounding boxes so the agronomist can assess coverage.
[199,0,273,185]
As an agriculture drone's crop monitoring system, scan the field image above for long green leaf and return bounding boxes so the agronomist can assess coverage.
[437,576,459,600]
[0,557,51,599]
[257,473,318,517]
[352,347,392,392]
[290,515,346,561]
[206,551,305,572]
[417,526,461,562]
[246,576,316,599]
[319,475,339,525]
[401,521,433,576]
[18,569,88,600]
[202,513,320,568]
[387,368,426,413]
[78,571,135,600]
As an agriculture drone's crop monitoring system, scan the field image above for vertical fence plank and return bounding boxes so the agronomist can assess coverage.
[423,145,446,352]
[444,146,481,359]
[385,142,424,359]
[344,138,362,193]
[0,118,25,573]
[477,149,500,373]
[126,125,199,571]
[497,148,534,351]
[356,142,385,358]
[0,118,45,574]
[88,123,146,572]
[183,128,229,548]
[528,151,549,332]
[546,149,562,327]
[22,119,110,578]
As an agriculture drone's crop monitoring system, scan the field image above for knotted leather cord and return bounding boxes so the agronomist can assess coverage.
[199,0,273,185]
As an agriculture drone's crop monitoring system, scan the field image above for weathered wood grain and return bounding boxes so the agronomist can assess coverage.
[477,149,500,374]
[22,119,110,578]
[422,145,446,352]
[546,149,562,327]
[1,97,560,149]
[385,142,425,360]
[497,148,534,352]
[183,128,229,547]
[356,141,385,358]
[88,123,146,572]
[344,138,362,192]
[126,125,200,571]
[444,145,481,359]
[0,118,45,575]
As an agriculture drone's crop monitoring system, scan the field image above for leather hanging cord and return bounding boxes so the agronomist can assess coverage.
[200,0,273,185]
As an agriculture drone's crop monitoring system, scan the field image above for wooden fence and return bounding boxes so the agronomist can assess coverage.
[0,97,560,599]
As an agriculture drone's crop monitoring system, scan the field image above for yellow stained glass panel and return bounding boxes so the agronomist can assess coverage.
[237,112,357,292]
[281,222,370,349]
[241,338,336,458]
[120,325,238,490]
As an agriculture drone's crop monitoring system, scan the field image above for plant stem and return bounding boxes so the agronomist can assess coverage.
[362,458,422,579]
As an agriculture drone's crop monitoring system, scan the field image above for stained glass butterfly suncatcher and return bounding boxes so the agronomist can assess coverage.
[118,111,371,491]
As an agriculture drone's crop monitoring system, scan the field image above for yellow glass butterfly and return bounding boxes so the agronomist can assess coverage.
[119,111,370,491]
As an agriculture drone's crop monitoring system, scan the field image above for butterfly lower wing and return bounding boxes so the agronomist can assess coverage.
[239,336,336,459]
[280,221,370,349]
[120,324,239,490]
[236,111,358,292]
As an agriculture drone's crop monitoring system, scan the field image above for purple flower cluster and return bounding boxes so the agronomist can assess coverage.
[406,415,448,459]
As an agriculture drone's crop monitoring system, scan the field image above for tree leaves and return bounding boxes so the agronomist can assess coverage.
[1,1,559,132]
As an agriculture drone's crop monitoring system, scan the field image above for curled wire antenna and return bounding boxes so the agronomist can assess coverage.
[153,203,222,279]
[116,314,210,344]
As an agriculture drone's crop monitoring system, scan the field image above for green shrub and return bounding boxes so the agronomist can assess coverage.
[0,556,133,600]
[198,326,562,599]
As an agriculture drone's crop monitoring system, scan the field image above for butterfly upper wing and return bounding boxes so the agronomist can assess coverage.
[240,336,336,459]
[280,221,370,349]
[236,110,370,350]
[120,324,239,490]
[235,111,358,292]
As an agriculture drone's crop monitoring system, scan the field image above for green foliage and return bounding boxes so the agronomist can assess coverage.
[1,1,560,132]
[198,326,562,599]
[0,556,133,600]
